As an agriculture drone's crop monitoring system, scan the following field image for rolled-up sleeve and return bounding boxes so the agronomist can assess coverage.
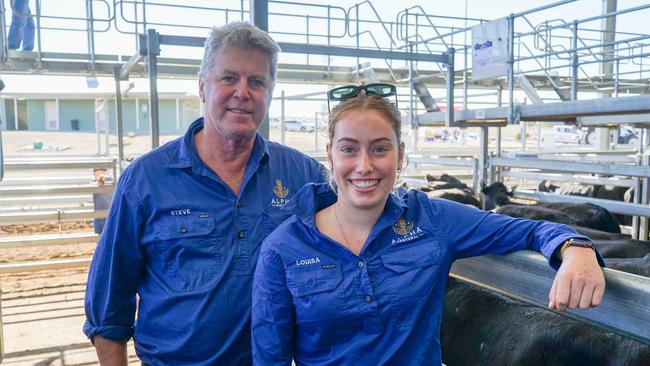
[83,169,145,342]
[252,244,294,366]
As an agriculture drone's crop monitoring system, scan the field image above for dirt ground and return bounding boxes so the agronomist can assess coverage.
[0,221,140,366]
[0,125,547,365]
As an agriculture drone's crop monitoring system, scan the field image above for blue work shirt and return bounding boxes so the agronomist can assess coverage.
[83,118,325,366]
[252,183,604,366]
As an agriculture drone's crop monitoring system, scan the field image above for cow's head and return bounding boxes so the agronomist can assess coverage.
[481,182,514,210]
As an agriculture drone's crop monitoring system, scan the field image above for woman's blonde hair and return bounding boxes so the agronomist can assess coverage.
[328,93,402,144]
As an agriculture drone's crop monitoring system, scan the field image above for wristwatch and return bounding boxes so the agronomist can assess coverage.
[560,238,596,259]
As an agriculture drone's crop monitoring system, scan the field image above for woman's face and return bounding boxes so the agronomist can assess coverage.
[328,108,404,212]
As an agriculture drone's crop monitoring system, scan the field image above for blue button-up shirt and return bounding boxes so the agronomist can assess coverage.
[252,183,603,365]
[84,118,325,366]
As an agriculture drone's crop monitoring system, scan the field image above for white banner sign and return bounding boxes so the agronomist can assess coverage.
[471,18,509,81]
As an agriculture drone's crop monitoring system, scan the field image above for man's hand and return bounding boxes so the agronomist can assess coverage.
[549,246,605,311]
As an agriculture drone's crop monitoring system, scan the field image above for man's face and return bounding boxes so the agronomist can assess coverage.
[199,46,273,141]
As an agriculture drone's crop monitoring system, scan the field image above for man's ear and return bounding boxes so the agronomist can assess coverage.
[198,79,206,103]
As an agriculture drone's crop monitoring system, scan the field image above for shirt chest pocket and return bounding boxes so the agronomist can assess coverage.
[288,266,346,323]
[381,241,442,298]
[381,241,443,329]
[154,214,221,293]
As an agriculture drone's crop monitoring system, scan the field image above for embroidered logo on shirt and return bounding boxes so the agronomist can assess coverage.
[170,208,192,216]
[295,257,321,266]
[391,216,424,244]
[271,179,290,207]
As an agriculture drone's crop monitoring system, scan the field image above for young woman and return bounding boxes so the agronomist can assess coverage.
[252,86,605,366]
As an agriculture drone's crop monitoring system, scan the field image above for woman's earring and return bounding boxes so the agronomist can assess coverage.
[396,168,402,183]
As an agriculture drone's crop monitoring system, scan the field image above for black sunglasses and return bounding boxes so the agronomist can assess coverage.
[327,83,398,113]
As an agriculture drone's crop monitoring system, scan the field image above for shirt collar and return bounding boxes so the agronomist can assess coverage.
[165,117,270,170]
[285,182,409,229]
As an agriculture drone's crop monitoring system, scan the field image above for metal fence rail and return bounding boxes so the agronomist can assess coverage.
[0,232,99,249]
[0,183,114,197]
[451,250,650,345]
[406,154,479,193]
[0,208,108,225]
[0,257,92,274]
[489,156,650,180]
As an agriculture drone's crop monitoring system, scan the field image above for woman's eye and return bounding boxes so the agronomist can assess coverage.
[373,146,390,154]
[340,146,357,154]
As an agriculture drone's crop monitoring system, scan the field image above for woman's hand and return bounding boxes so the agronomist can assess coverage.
[548,246,605,311]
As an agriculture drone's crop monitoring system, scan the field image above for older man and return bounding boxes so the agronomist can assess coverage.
[84,22,325,365]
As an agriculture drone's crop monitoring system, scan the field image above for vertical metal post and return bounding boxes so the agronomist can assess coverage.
[445,48,455,127]
[306,15,310,65]
[327,6,331,75]
[570,20,578,100]
[135,98,140,131]
[355,5,360,72]
[85,0,95,67]
[1,0,8,63]
[314,111,318,152]
[409,46,417,150]
[479,128,489,210]
[250,0,269,139]
[0,291,3,364]
[113,66,125,173]
[496,88,503,156]
[507,14,515,124]
[640,128,650,240]
[280,90,286,145]
[104,99,110,156]
[632,150,641,239]
[147,29,160,148]
[95,99,101,156]
[495,87,503,183]
[596,0,617,150]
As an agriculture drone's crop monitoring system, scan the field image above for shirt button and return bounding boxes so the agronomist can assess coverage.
[364,295,372,303]
[180,227,188,233]
[238,230,245,238]
[357,261,364,268]
[236,202,242,208]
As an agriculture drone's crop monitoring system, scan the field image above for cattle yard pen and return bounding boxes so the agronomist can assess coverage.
[490,155,650,239]
[1,0,650,363]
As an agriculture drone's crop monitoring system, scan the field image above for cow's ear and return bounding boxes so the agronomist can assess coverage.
[508,184,518,196]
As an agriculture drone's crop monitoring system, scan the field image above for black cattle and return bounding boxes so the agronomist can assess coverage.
[495,205,579,227]
[605,254,650,277]
[539,180,634,225]
[425,188,481,209]
[425,173,469,190]
[404,174,481,209]
[571,225,626,240]
[480,181,513,210]
[538,180,633,204]
[595,240,650,258]
[540,202,621,234]
[442,278,650,366]
[482,182,621,234]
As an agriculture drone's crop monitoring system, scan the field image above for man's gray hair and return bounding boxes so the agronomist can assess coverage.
[198,22,281,84]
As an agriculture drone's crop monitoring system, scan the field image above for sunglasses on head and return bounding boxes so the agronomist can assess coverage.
[327,83,398,113]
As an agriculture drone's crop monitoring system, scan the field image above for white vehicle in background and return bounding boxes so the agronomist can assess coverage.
[269,117,280,128]
[542,125,582,144]
[283,119,315,132]
[582,125,639,145]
